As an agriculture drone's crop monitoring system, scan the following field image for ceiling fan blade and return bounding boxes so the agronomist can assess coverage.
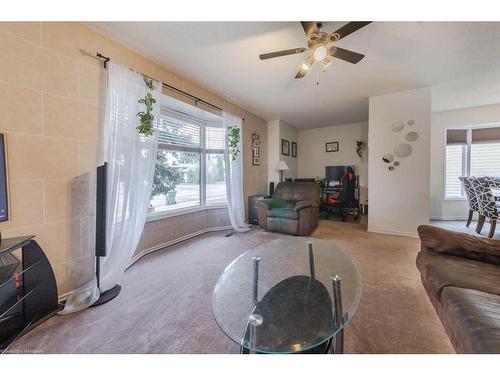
[295,55,315,79]
[330,47,365,64]
[301,22,319,39]
[259,47,307,60]
[329,21,372,41]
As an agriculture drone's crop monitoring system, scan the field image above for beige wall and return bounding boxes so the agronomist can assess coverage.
[0,22,268,296]
[368,87,431,237]
[267,119,280,185]
[297,122,368,185]
[267,119,298,185]
[134,208,230,260]
[279,120,299,180]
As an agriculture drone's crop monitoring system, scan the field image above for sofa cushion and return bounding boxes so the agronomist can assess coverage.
[268,207,299,220]
[273,182,320,207]
[294,200,312,211]
[267,216,299,235]
[416,249,500,301]
[264,199,296,209]
[418,225,500,265]
[441,287,500,353]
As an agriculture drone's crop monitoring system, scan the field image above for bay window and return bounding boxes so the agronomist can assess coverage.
[149,108,227,216]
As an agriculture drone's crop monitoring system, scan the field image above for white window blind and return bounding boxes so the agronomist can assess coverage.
[445,144,465,199]
[206,126,225,151]
[444,126,500,200]
[158,115,201,149]
[470,142,500,177]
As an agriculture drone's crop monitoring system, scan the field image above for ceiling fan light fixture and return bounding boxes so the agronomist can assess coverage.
[313,46,328,62]
[322,56,333,70]
[309,32,320,41]
[263,21,372,79]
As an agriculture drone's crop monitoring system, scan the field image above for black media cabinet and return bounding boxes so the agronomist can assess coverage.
[0,236,60,353]
[248,195,267,225]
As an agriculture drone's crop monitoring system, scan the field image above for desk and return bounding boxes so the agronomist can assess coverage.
[320,184,361,221]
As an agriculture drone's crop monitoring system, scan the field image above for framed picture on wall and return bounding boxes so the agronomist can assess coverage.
[281,139,290,156]
[251,132,261,167]
[291,142,297,158]
[326,141,339,152]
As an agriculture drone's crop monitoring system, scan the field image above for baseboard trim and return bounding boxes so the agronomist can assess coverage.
[367,227,419,238]
[430,216,470,221]
[58,225,233,303]
[126,225,233,269]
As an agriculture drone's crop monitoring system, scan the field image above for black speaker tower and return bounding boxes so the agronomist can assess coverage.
[269,181,275,196]
[91,162,121,307]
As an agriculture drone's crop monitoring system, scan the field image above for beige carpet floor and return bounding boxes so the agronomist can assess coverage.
[8,220,454,354]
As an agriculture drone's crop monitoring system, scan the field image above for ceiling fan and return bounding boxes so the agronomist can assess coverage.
[259,21,372,79]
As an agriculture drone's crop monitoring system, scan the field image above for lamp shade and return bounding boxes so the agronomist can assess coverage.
[275,160,289,171]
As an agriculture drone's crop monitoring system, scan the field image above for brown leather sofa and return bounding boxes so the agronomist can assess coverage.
[416,225,500,353]
[257,182,320,236]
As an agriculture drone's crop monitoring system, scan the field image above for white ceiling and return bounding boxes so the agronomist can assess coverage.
[88,22,500,129]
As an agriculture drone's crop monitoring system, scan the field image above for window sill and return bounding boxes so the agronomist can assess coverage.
[146,204,228,222]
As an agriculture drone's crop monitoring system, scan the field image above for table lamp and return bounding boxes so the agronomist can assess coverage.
[276,160,289,182]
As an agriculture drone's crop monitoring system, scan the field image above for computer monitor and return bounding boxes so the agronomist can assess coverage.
[325,165,354,184]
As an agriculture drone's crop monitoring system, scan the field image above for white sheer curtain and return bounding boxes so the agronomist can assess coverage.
[60,62,160,314]
[223,112,250,232]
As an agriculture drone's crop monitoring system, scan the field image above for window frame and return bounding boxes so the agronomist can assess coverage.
[147,108,227,222]
[444,142,467,201]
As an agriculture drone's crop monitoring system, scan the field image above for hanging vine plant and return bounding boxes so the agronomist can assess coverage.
[136,78,156,137]
[356,140,366,158]
[227,127,241,161]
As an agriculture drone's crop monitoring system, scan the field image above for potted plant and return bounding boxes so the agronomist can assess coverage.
[356,141,366,158]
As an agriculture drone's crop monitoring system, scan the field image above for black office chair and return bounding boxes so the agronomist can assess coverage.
[321,169,359,221]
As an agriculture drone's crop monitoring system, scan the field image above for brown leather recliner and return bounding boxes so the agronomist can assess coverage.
[257,182,320,236]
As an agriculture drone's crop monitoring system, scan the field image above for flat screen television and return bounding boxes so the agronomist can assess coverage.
[0,134,8,222]
[325,165,354,184]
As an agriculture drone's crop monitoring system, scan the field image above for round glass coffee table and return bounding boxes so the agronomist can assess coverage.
[212,237,361,354]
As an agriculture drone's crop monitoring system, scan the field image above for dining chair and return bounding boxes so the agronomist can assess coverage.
[483,177,500,203]
[469,177,499,238]
[459,177,479,228]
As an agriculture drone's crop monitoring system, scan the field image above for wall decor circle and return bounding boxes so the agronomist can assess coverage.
[382,153,394,163]
[394,143,412,158]
[405,131,419,142]
[406,120,415,126]
[393,161,400,166]
[391,121,405,132]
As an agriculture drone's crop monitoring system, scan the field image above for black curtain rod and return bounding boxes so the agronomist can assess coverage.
[95,52,244,119]
[161,83,223,113]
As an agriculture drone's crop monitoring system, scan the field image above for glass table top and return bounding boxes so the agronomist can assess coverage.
[212,237,362,353]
